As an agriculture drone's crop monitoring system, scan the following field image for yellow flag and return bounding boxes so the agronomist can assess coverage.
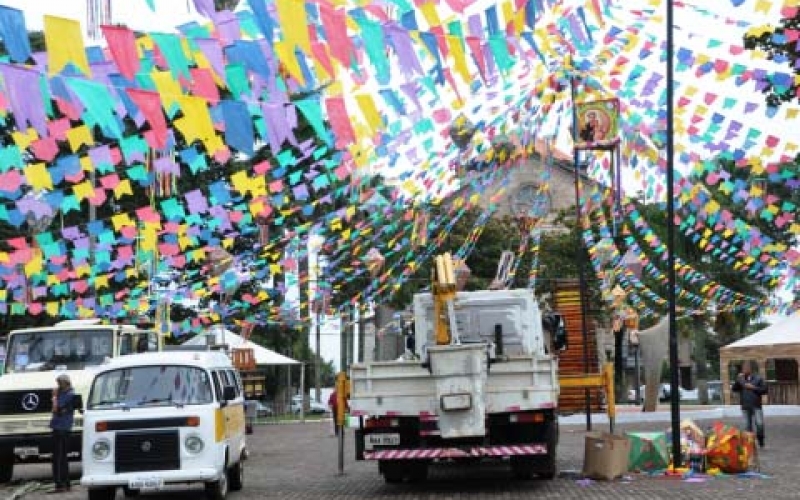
[73,180,94,201]
[446,35,471,84]
[230,170,251,195]
[111,213,135,231]
[66,125,94,152]
[24,162,53,191]
[276,0,311,54]
[12,128,37,149]
[113,179,133,198]
[175,95,216,150]
[355,94,382,135]
[44,16,91,76]
[273,40,306,86]
[152,70,183,113]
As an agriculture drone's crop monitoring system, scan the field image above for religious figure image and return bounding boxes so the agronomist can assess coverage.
[575,99,620,149]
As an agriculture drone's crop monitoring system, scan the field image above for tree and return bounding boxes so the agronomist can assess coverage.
[743,10,800,107]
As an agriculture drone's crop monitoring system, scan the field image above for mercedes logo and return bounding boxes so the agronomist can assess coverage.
[21,393,40,411]
[141,441,152,453]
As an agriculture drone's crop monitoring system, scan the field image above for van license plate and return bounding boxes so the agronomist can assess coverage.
[13,446,38,457]
[365,433,400,450]
[128,477,164,490]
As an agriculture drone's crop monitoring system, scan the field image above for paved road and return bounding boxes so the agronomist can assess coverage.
[3,415,796,500]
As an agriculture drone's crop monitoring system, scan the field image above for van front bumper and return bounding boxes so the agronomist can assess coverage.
[81,468,221,487]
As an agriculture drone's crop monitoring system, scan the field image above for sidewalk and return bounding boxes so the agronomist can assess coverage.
[559,404,800,425]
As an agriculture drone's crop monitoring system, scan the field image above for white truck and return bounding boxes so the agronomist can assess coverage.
[350,258,567,483]
[0,319,161,482]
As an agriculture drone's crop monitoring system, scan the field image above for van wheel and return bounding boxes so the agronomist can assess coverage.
[88,487,117,500]
[205,471,229,500]
[228,454,244,491]
[0,451,13,483]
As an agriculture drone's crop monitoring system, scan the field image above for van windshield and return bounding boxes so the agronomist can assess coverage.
[5,329,113,373]
[88,365,213,409]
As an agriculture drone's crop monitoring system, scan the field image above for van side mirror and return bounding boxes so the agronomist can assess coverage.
[222,385,237,402]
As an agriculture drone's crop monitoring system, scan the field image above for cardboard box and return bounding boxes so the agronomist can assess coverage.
[583,432,631,480]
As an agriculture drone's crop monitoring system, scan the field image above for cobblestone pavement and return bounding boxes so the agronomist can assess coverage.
[4,415,797,500]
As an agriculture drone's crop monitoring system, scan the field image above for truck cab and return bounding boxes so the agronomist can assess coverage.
[0,319,160,483]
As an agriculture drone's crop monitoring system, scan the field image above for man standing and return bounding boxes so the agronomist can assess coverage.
[328,389,339,436]
[49,373,77,492]
[731,361,767,448]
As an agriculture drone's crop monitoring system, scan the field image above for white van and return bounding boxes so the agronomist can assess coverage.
[80,350,246,500]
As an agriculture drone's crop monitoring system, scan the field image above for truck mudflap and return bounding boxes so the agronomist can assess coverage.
[363,443,547,460]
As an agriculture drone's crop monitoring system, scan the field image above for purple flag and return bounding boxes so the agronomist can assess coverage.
[0,64,47,136]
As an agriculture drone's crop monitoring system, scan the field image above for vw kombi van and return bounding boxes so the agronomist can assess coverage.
[80,350,246,500]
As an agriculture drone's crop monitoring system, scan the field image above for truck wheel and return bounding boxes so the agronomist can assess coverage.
[228,453,245,491]
[205,471,229,500]
[408,461,428,483]
[88,487,117,500]
[0,452,13,483]
[379,461,404,484]
[533,420,558,479]
[510,456,535,479]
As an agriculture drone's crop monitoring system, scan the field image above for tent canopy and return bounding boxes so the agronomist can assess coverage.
[183,328,299,365]
[720,313,800,351]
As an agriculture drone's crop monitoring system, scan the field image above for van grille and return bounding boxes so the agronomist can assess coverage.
[115,430,180,473]
[0,390,53,415]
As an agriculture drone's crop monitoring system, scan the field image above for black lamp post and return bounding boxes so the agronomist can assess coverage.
[629,327,641,405]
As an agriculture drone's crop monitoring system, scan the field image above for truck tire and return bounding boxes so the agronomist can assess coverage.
[88,487,117,500]
[379,460,404,484]
[510,457,535,480]
[532,420,558,479]
[0,451,13,483]
[408,460,428,483]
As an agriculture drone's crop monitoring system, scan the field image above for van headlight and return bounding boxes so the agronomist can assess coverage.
[92,439,111,460]
[185,435,204,454]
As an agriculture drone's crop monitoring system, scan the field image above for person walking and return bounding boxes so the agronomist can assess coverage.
[49,373,77,492]
[328,389,339,436]
[731,361,767,448]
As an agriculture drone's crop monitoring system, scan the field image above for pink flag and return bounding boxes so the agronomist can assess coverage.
[127,89,168,149]
[101,25,139,80]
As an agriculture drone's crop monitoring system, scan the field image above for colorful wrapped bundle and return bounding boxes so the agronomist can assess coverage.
[705,422,755,473]
[626,431,669,472]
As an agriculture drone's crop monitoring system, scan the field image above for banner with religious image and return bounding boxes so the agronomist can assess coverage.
[575,99,620,150]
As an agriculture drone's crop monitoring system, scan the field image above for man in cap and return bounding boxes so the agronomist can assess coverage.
[49,373,77,492]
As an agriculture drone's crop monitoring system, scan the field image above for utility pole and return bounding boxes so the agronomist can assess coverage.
[314,251,322,403]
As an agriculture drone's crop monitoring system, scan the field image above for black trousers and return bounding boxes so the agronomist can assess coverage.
[51,430,70,487]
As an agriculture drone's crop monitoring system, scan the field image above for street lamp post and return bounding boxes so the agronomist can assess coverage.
[568,64,593,430]
[629,327,641,405]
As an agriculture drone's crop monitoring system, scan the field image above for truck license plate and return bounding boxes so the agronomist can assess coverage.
[13,446,38,458]
[128,477,164,490]
[365,433,400,450]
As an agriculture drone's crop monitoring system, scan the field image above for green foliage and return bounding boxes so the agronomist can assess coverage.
[743,11,800,107]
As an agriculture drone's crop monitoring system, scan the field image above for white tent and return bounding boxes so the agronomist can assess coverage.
[721,313,800,350]
[183,329,299,365]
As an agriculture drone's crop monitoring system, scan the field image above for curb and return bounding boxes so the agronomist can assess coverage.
[559,405,800,425]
